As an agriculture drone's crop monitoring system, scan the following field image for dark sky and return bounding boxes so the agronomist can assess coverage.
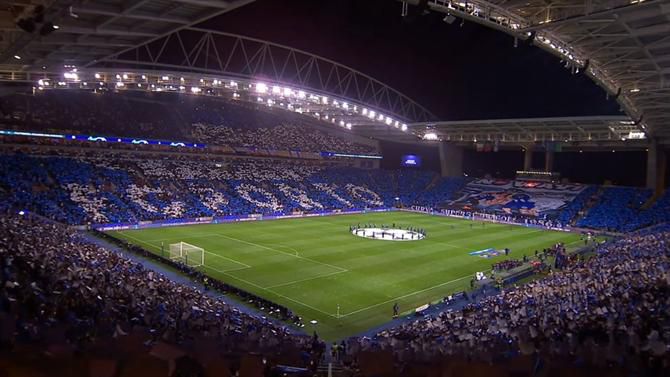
[202,0,622,121]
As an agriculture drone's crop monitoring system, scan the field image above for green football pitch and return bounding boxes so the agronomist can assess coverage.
[108,211,581,340]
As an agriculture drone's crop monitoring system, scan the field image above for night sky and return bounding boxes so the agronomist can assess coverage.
[203,0,622,121]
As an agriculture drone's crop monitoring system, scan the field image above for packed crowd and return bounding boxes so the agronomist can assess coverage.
[577,187,653,232]
[0,91,179,139]
[3,144,668,233]
[352,229,670,373]
[0,91,377,154]
[491,259,523,271]
[0,214,323,374]
[0,149,432,224]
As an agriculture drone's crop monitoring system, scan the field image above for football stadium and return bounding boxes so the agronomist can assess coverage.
[0,1,669,376]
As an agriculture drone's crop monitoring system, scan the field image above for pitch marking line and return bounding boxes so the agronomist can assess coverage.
[117,233,333,316]
[214,233,348,273]
[339,275,472,318]
[264,270,349,289]
[213,268,338,318]
[120,232,251,269]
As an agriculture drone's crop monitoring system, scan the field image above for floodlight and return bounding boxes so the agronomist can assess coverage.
[346,123,352,129]
[161,76,169,80]
[255,83,268,93]
[401,124,408,131]
[362,108,368,115]
[115,74,121,79]
[368,110,376,119]
[272,86,281,94]
[191,87,201,93]
[13,55,21,60]
[141,75,146,79]
[297,90,306,98]
[116,82,124,87]
[283,87,292,96]
[423,132,438,140]
[122,73,128,79]
[95,73,101,79]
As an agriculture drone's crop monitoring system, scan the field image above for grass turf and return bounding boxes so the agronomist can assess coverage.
[107,211,581,340]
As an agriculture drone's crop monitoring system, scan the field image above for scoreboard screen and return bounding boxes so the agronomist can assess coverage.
[401,154,422,167]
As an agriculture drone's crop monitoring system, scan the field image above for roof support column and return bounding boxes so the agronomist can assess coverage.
[545,149,555,172]
[439,142,463,177]
[523,145,533,171]
[646,141,666,194]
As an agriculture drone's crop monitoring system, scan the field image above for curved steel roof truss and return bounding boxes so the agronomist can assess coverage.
[89,28,436,122]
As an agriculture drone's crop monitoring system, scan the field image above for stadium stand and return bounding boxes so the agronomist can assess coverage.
[0,91,179,139]
[0,148,419,224]
[1,93,669,376]
[351,228,670,375]
[576,187,652,232]
[0,214,323,376]
[0,91,377,154]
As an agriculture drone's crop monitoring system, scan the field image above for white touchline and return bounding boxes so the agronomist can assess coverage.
[121,233,251,268]
[340,275,472,317]
[215,233,347,273]
[264,269,349,289]
[120,233,335,317]
[218,269,338,318]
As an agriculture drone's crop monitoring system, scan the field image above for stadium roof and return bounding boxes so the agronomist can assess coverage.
[0,0,255,70]
[407,115,642,145]
[411,0,670,144]
[1,0,668,147]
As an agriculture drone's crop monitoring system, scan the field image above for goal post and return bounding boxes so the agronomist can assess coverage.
[169,242,205,268]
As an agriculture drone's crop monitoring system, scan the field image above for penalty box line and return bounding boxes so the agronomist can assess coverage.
[119,233,337,317]
[263,269,349,289]
[119,232,251,270]
[214,233,348,273]
[339,275,472,318]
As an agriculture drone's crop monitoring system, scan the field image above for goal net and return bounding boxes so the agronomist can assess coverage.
[169,242,205,268]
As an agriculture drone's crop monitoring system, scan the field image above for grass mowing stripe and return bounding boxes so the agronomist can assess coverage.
[212,233,348,273]
[109,212,581,340]
[119,232,251,269]
[340,274,472,317]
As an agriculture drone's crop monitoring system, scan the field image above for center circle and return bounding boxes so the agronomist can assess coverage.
[351,227,425,241]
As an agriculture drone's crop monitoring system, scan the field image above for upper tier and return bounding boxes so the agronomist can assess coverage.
[0,90,377,154]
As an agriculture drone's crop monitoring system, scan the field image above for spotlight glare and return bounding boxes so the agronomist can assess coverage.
[255,82,268,93]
